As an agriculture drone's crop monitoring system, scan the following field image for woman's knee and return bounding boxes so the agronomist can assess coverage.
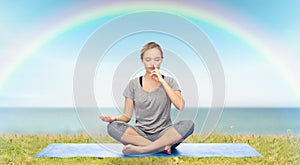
[107,121,128,141]
[173,120,194,139]
[186,120,195,132]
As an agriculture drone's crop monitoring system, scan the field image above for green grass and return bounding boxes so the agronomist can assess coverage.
[1,133,299,164]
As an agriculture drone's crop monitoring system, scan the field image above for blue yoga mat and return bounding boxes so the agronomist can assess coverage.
[35,143,263,158]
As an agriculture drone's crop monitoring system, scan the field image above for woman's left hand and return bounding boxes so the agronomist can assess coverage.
[150,65,163,82]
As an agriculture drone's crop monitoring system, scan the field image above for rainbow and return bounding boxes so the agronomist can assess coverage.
[1,1,299,104]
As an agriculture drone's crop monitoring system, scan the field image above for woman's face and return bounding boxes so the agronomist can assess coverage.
[142,48,162,72]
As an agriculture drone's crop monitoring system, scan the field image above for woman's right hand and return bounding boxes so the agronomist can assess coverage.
[99,116,116,123]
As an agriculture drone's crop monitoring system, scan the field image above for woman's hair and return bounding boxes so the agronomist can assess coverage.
[140,42,163,60]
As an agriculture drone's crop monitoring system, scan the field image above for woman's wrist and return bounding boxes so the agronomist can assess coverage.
[159,78,167,85]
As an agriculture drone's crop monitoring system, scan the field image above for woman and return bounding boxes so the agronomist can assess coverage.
[100,42,194,154]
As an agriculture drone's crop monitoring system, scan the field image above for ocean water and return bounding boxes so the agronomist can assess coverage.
[0,107,299,135]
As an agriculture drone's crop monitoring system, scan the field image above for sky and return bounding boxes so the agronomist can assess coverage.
[0,0,300,107]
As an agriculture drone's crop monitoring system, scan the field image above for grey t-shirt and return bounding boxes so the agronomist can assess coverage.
[123,76,181,134]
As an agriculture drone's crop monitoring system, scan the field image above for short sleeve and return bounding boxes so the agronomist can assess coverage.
[168,77,181,91]
[123,79,135,99]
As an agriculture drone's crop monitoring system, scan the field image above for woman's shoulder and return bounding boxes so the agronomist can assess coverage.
[163,76,180,90]
[127,77,139,85]
[163,76,177,82]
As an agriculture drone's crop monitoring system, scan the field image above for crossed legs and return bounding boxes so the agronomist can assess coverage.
[107,120,194,154]
[122,126,183,154]
[120,127,152,146]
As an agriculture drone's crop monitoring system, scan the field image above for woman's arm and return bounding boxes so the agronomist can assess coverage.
[160,80,185,110]
[151,65,185,110]
[100,97,134,123]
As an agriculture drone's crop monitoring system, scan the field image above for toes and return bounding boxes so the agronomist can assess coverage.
[164,145,171,154]
[122,145,130,154]
[167,148,171,154]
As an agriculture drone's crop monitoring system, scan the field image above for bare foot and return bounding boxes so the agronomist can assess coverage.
[164,145,172,154]
[123,144,172,155]
[122,144,144,154]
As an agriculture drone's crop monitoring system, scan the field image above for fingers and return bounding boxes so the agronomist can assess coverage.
[150,65,161,81]
[151,66,160,75]
[150,71,159,81]
[99,116,113,122]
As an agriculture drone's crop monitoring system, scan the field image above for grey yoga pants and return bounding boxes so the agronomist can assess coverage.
[107,120,194,148]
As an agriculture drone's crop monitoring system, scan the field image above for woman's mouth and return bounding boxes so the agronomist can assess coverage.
[146,66,155,70]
